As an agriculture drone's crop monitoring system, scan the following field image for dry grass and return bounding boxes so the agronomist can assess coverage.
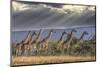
[12,56,95,66]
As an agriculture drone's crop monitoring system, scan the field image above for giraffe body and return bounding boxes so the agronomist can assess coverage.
[39,30,54,55]
[62,29,77,55]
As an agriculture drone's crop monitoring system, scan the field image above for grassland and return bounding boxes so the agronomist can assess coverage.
[12,56,96,66]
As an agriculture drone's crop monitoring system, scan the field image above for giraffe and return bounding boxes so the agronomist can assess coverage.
[89,34,96,41]
[23,31,35,44]
[32,29,42,48]
[62,29,77,55]
[12,42,17,56]
[90,34,96,56]
[14,31,33,56]
[15,40,24,56]
[87,33,96,46]
[57,31,67,50]
[21,31,36,56]
[30,29,42,55]
[75,31,88,46]
[38,29,54,55]
[73,31,88,55]
[91,34,96,45]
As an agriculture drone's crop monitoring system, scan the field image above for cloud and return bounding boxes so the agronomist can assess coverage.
[11,1,96,31]
[62,5,95,13]
[12,1,52,13]
[12,1,29,12]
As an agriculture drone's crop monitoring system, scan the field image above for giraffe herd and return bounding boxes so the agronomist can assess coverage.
[12,29,96,56]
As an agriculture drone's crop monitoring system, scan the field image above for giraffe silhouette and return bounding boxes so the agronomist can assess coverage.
[57,31,67,50]
[20,31,36,56]
[38,29,54,55]
[75,31,88,46]
[88,33,95,41]
[30,29,42,55]
[23,31,35,44]
[62,29,77,55]
[15,40,24,56]
[72,31,88,55]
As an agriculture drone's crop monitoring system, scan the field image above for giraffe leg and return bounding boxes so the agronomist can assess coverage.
[17,49,20,56]
[30,49,32,56]
[24,49,27,56]
[18,49,21,56]
[15,49,18,56]
[30,48,35,56]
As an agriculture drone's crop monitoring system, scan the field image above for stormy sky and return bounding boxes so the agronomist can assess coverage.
[11,1,96,31]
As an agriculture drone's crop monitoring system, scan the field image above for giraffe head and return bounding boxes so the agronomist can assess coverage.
[62,30,67,35]
[28,31,37,36]
[20,40,24,43]
[71,29,77,33]
[83,31,88,35]
[33,31,37,35]
[49,29,56,34]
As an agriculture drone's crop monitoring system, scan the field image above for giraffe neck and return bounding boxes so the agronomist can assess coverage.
[28,33,36,44]
[76,33,86,45]
[45,31,53,40]
[35,30,42,41]
[23,32,33,44]
[79,33,85,41]
[63,31,74,44]
[92,35,95,40]
[58,33,65,43]
[67,34,73,43]
[67,30,74,41]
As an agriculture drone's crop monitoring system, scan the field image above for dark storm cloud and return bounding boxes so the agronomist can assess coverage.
[14,0,63,8]
[11,1,96,31]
